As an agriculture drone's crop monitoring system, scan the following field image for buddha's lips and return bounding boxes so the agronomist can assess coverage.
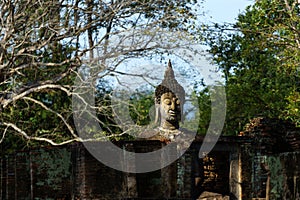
[168,110,176,116]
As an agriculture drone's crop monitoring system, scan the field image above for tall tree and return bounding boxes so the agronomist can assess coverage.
[206,0,300,135]
[0,0,203,148]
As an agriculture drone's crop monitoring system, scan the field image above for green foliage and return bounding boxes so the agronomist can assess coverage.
[0,0,203,149]
[121,0,199,31]
[184,89,211,135]
[34,148,71,190]
[95,88,124,139]
[129,91,154,126]
[207,0,300,135]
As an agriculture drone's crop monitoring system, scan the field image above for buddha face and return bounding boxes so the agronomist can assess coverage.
[160,92,181,124]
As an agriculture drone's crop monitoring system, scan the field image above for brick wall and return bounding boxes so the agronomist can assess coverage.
[0,141,236,199]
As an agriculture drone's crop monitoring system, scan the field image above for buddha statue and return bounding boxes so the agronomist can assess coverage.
[140,60,194,147]
[137,60,198,197]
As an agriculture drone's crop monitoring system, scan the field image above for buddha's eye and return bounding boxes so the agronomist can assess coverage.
[163,99,171,105]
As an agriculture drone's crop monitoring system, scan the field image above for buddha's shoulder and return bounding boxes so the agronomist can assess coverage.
[138,128,170,143]
[137,127,195,143]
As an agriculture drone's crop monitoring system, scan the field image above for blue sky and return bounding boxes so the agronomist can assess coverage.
[105,1,256,91]
[202,0,254,23]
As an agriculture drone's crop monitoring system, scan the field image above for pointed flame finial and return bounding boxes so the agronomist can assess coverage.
[168,59,172,68]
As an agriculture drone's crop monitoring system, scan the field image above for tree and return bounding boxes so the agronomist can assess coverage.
[0,0,203,149]
[206,0,300,135]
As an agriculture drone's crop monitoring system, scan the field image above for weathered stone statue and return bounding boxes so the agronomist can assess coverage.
[141,60,194,147]
[154,60,185,131]
[136,60,193,198]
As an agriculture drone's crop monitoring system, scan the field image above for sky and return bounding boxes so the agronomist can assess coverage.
[105,0,256,92]
[202,0,254,23]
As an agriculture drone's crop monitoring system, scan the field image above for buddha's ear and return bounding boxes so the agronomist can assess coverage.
[154,103,160,124]
[154,98,160,124]
[180,105,184,124]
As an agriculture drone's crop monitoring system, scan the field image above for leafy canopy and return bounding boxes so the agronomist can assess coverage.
[207,0,300,135]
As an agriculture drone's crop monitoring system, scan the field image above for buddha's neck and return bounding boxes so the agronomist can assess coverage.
[160,121,179,130]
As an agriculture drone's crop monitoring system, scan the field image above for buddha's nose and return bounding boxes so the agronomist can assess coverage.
[170,101,175,110]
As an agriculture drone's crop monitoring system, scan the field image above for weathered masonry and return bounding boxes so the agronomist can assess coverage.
[0,118,300,200]
[0,140,234,199]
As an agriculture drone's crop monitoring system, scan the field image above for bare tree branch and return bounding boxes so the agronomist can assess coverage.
[0,0,200,148]
[2,84,71,108]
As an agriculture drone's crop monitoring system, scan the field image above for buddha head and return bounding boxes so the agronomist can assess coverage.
[155,60,185,130]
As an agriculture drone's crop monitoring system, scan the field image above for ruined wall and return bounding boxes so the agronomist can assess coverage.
[0,141,235,200]
[0,142,192,199]
[0,148,72,200]
[240,117,300,200]
[72,144,126,199]
[242,152,300,200]
[279,152,300,200]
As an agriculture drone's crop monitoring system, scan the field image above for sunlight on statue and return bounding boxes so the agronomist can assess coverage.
[140,60,195,148]
[159,92,181,130]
